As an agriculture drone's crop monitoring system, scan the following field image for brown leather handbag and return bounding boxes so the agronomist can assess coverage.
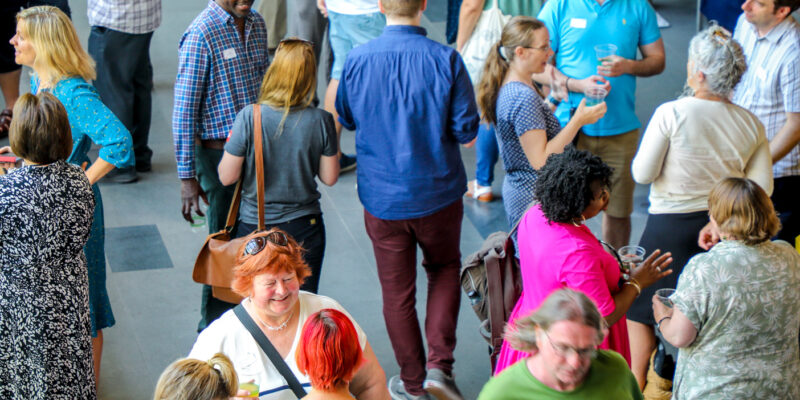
[192,105,266,304]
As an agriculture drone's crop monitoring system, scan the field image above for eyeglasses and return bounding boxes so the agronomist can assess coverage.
[542,330,598,360]
[599,240,628,276]
[522,43,551,52]
[243,231,289,256]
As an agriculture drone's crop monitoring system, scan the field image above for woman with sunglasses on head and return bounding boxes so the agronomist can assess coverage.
[9,6,135,386]
[218,38,339,297]
[626,26,773,390]
[653,177,800,399]
[493,148,672,374]
[476,16,606,231]
[188,228,389,400]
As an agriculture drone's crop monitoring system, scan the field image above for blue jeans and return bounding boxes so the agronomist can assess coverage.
[475,123,499,187]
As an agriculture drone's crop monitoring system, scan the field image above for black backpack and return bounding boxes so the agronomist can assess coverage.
[460,230,522,372]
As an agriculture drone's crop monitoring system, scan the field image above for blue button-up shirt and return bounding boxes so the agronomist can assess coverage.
[172,0,268,179]
[336,25,479,220]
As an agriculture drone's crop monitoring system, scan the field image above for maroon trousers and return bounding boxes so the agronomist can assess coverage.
[364,200,463,396]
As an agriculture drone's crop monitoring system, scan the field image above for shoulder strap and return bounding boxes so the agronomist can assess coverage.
[253,105,265,231]
[233,304,307,398]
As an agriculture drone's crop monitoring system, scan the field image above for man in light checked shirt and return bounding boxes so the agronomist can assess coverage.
[172,0,268,331]
[728,0,800,245]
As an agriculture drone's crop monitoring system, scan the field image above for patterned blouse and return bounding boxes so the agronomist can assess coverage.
[32,75,134,169]
[671,239,800,399]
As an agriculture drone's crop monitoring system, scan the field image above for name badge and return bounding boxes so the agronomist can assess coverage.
[570,18,587,29]
[756,66,768,81]
[223,48,237,60]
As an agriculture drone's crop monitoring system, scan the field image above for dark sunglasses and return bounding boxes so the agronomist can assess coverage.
[599,240,627,275]
[243,231,289,256]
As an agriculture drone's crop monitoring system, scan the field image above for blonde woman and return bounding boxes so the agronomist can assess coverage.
[154,353,238,400]
[10,6,134,386]
[218,38,339,294]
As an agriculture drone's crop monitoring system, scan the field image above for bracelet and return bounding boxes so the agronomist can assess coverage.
[657,316,672,327]
[624,280,641,296]
[565,77,571,92]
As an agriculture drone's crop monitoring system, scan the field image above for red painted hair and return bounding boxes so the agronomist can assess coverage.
[296,308,364,392]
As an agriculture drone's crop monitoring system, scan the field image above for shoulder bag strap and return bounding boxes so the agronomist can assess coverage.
[233,304,307,398]
[253,105,266,231]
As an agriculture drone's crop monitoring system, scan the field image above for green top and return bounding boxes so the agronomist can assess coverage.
[483,0,542,17]
[671,240,800,399]
[478,350,643,400]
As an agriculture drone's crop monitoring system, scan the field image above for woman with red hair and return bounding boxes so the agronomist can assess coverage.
[297,309,364,399]
[187,228,389,400]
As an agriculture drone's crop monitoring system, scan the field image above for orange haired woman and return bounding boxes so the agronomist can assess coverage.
[187,229,388,400]
[297,308,365,400]
[217,38,339,300]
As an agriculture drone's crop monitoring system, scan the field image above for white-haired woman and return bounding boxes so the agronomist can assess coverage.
[626,25,773,389]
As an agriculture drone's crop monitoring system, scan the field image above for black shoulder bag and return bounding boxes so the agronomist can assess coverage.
[233,304,307,398]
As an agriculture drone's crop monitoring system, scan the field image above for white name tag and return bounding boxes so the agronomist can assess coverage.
[756,66,768,81]
[223,48,237,60]
[570,18,587,29]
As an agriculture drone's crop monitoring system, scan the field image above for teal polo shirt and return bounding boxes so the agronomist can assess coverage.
[538,0,661,136]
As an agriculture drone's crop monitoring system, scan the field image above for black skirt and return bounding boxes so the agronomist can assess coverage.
[626,210,709,325]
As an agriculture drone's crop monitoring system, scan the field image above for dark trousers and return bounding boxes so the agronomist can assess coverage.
[364,200,463,395]
[88,27,153,170]
[772,176,800,244]
[236,214,325,294]
[195,146,237,332]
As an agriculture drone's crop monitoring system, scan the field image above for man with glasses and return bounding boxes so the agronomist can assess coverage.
[534,0,666,250]
[172,0,268,332]
[478,289,643,399]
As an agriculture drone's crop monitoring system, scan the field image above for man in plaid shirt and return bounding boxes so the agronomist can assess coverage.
[172,0,268,331]
[88,0,161,182]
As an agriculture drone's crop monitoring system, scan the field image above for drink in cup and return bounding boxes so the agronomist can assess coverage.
[655,288,676,308]
[584,87,608,107]
[594,43,618,66]
[618,245,645,265]
[239,382,260,398]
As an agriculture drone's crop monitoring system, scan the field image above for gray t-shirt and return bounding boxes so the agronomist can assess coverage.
[225,104,337,225]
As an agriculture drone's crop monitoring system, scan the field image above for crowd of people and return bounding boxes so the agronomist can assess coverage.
[0,0,799,399]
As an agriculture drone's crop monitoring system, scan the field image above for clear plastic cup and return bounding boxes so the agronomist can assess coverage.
[618,245,645,265]
[594,43,618,66]
[584,87,608,107]
[655,288,676,307]
[239,382,259,398]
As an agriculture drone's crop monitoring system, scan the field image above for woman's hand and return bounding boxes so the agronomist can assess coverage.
[573,98,607,126]
[572,74,611,94]
[697,221,720,250]
[630,249,673,289]
[651,294,673,324]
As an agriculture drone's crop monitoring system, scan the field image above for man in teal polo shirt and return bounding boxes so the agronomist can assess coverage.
[535,0,665,249]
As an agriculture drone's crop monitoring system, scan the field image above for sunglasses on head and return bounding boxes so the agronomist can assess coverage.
[243,231,289,256]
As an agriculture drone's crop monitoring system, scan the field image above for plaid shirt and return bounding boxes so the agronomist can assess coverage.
[172,1,268,179]
[733,15,800,178]
[87,0,162,34]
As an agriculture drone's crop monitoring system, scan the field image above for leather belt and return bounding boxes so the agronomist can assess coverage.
[196,138,226,150]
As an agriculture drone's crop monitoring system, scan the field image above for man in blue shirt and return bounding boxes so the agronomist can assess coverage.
[172,0,268,331]
[336,1,479,398]
[535,0,665,250]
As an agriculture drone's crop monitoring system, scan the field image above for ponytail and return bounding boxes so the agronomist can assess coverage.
[476,16,546,126]
[477,41,510,126]
[154,353,239,400]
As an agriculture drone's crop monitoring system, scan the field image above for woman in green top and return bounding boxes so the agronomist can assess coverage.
[654,177,800,399]
[478,289,643,400]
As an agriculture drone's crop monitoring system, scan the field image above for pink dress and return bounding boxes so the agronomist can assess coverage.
[494,205,631,374]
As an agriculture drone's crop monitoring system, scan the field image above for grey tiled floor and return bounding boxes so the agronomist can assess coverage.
[0,0,702,398]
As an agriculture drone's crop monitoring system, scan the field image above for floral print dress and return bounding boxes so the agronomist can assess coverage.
[0,161,97,399]
[671,239,800,399]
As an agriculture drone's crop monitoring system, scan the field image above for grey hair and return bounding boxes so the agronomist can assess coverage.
[685,25,747,98]
[504,289,607,353]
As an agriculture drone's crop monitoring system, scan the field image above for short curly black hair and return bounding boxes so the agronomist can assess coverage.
[534,147,613,223]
